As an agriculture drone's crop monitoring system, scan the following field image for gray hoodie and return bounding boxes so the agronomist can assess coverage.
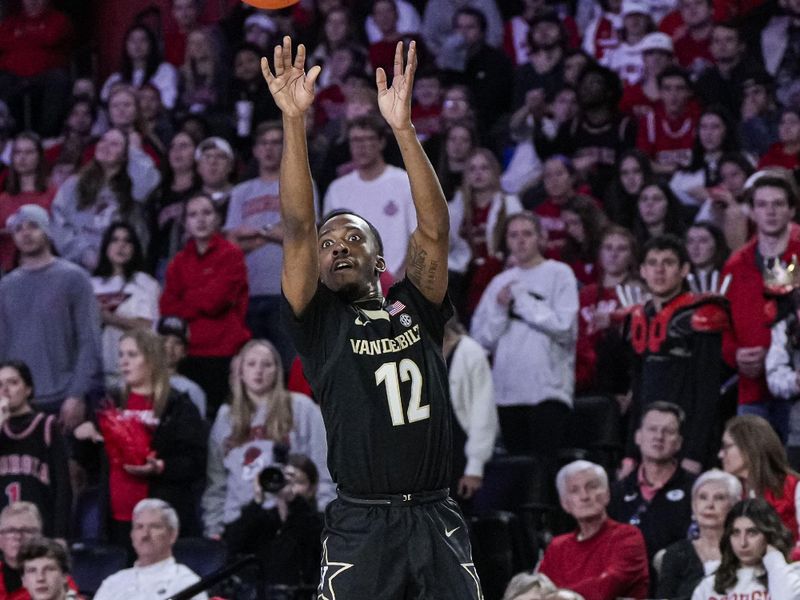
[51,147,160,270]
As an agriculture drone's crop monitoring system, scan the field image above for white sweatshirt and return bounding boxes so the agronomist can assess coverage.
[448,335,499,477]
[470,260,578,407]
[691,550,800,600]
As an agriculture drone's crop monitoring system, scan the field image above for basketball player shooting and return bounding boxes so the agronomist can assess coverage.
[261,37,483,599]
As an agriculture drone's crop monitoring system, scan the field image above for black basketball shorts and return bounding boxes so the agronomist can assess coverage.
[316,489,483,600]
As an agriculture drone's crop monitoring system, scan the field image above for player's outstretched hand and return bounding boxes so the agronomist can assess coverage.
[376,40,416,131]
[261,36,321,118]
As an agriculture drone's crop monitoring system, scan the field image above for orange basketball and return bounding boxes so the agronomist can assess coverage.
[241,0,299,9]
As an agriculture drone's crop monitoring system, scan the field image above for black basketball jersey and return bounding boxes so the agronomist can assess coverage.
[0,412,70,537]
[282,278,454,494]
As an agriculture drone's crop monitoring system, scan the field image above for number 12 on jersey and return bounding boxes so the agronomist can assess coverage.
[375,359,429,426]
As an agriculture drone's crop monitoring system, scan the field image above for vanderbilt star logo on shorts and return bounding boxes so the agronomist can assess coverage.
[317,538,354,600]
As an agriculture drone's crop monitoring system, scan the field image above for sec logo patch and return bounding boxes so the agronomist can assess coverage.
[399,314,413,328]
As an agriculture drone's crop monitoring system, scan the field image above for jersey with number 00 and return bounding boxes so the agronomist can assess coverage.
[281,278,453,494]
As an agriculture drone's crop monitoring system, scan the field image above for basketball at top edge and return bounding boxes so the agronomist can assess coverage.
[240,0,299,9]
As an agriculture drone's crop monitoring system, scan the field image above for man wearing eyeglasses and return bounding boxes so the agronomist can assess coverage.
[0,502,44,599]
[0,503,81,600]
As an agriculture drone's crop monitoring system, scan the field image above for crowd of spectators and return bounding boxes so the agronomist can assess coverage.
[1,0,800,598]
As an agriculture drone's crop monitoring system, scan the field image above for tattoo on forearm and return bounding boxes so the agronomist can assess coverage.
[409,239,426,284]
[408,238,441,294]
[426,259,439,290]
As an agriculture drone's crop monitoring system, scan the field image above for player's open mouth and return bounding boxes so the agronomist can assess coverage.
[334,260,353,271]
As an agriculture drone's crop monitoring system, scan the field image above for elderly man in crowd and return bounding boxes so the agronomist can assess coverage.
[93,499,207,600]
[0,502,45,598]
[537,460,649,600]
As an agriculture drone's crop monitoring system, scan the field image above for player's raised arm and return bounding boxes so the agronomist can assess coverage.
[377,41,449,305]
[261,36,321,316]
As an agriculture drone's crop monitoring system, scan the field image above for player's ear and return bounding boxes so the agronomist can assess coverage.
[375,256,386,274]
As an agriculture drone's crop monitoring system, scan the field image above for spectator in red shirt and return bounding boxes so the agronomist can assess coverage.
[368,0,404,75]
[758,108,800,171]
[163,0,202,67]
[619,32,674,120]
[42,97,96,170]
[532,155,580,255]
[560,195,609,286]
[160,193,250,419]
[410,68,443,141]
[0,132,55,274]
[576,225,639,394]
[537,460,650,599]
[0,0,73,137]
[672,0,715,77]
[722,169,800,437]
[636,66,699,175]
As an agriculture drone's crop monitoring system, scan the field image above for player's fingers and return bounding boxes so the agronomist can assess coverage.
[405,40,417,84]
[260,57,274,82]
[393,40,404,79]
[294,43,307,70]
[273,43,283,76]
[375,67,388,93]
[282,36,293,72]
[306,64,322,89]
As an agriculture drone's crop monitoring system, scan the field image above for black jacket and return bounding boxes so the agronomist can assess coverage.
[224,496,323,587]
[147,388,208,536]
[608,466,695,560]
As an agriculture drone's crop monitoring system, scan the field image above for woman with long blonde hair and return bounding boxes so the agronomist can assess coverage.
[178,28,225,116]
[74,328,207,545]
[202,339,334,538]
[448,148,523,320]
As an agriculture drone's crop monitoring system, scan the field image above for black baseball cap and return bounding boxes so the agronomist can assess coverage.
[157,316,189,344]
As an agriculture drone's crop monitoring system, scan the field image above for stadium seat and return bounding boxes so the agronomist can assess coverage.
[470,511,530,600]
[560,395,623,473]
[71,486,104,541]
[173,536,228,578]
[471,454,556,516]
[69,542,128,595]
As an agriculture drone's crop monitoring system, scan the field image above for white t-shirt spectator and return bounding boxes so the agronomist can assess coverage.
[91,272,160,385]
[93,556,208,600]
[323,165,416,277]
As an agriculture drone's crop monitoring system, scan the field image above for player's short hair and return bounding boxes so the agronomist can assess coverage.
[133,498,180,532]
[641,234,690,267]
[640,400,686,427]
[319,209,385,257]
[556,460,608,498]
[692,469,742,503]
[0,502,42,529]
[19,538,70,574]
